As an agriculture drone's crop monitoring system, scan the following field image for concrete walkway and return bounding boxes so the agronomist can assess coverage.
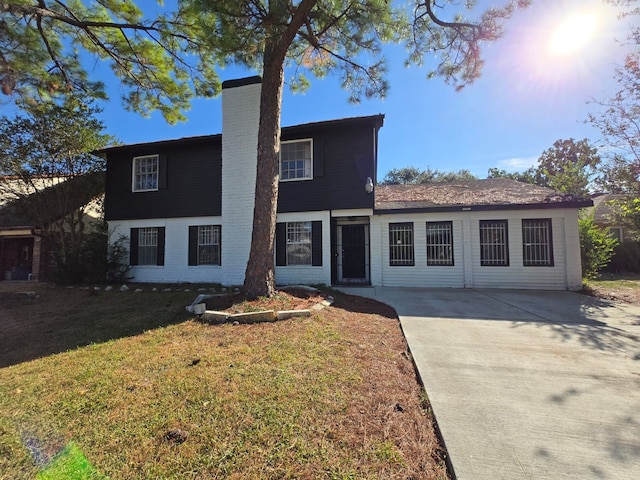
[338,287,640,480]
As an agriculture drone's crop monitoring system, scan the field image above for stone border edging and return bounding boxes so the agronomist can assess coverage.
[189,285,334,325]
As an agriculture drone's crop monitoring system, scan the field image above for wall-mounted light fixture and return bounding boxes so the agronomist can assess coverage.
[365,177,374,194]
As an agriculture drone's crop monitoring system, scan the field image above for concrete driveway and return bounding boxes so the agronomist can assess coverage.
[338,287,640,480]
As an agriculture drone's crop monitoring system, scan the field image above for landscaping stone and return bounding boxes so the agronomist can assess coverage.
[135,288,143,293]
[152,287,158,292]
[228,310,276,324]
[192,303,206,315]
[120,285,129,292]
[202,310,229,323]
[104,286,113,292]
[94,287,101,291]
[276,309,312,320]
[163,288,172,292]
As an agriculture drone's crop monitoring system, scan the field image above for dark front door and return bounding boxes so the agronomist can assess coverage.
[342,225,366,278]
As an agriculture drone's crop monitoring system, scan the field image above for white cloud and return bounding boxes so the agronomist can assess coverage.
[495,156,539,172]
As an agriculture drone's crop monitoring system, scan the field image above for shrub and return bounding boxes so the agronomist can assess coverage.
[579,213,618,279]
[605,240,640,273]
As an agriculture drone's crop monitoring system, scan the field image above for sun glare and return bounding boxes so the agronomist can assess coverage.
[548,12,598,56]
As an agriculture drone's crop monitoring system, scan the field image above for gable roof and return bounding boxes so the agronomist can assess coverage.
[590,193,628,224]
[374,178,593,213]
[0,172,105,229]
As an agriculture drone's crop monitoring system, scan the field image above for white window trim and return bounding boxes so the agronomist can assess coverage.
[132,154,159,192]
[198,225,221,266]
[280,138,313,182]
[286,221,313,266]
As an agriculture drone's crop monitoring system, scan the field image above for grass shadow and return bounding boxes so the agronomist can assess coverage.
[0,285,195,368]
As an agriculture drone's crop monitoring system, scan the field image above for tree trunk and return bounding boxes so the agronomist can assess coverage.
[242,41,286,299]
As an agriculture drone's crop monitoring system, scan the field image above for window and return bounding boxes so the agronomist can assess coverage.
[188,225,221,266]
[138,227,158,265]
[286,222,312,265]
[522,219,554,266]
[280,139,312,181]
[130,227,165,266]
[479,220,509,266]
[276,221,322,267]
[133,155,159,191]
[609,226,623,243]
[426,221,454,266]
[389,223,414,266]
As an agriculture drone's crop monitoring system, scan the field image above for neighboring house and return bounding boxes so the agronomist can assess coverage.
[102,76,591,291]
[590,193,630,243]
[0,173,104,281]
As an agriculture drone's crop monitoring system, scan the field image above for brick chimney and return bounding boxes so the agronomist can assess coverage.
[220,76,261,286]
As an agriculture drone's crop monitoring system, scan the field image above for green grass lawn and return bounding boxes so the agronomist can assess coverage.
[0,285,447,479]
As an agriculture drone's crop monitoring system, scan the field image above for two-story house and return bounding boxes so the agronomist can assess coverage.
[102,76,591,290]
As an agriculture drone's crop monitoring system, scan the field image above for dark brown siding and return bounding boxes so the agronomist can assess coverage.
[277,120,377,213]
[105,138,222,220]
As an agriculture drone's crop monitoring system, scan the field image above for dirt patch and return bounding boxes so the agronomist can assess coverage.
[583,284,640,305]
[203,287,328,313]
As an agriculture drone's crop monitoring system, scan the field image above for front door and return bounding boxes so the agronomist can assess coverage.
[336,223,370,284]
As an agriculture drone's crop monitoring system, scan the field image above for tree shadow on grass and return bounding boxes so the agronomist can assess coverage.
[0,287,195,368]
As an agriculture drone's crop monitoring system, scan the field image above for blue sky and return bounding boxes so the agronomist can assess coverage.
[4,0,635,179]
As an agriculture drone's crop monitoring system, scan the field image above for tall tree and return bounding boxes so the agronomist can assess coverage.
[535,138,601,196]
[486,167,537,184]
[182,0,529,297]
[0,99,114,273]
[381,166,477,184]
[2,1,530,297]
[0,0,220,122]
[487,139,600,196]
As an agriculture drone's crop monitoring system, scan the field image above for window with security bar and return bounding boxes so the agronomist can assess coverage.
[479,220,509,266]
[286,222,312,265]
[426,221,454,266]
[280,139,312,180]
[389,223,414,266]
[198,225,221,265]
[522,219,554,266]
[138,227,158,265]
[133,155,158,191]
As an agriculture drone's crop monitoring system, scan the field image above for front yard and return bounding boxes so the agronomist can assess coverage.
[0,283,449,479]
[583,274,640,305]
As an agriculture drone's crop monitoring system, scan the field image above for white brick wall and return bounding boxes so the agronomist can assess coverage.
[372,208,583,291]
[108,217,224,283]
[221,80,261,285]
[275,211,332,286]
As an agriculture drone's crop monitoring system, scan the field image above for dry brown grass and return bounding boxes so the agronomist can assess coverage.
[0,282,449,479]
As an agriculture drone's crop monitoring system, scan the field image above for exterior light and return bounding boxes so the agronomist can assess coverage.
[365,177,374,194]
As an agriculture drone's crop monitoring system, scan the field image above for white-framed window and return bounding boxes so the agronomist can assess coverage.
[522,219,554,266]
[280,139,312,181]
[286,221,312,265]
[480,220,509,266]
[138,227,158,265]
[198,225,221,265]
[132,155,159,192]
[389,222,414,266]
[426,221,454,266]
[609,226,623,243]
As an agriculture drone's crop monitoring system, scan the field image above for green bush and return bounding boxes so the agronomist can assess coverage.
[605,240,640,273]
[579,213,618,279]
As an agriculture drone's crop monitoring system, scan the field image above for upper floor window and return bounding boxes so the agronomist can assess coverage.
[280,139,312,181]
[389,222,414,266]
[479,220,509,266]
[133,155,159,191]
[426,221,454,266]
[522,219,554,266]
